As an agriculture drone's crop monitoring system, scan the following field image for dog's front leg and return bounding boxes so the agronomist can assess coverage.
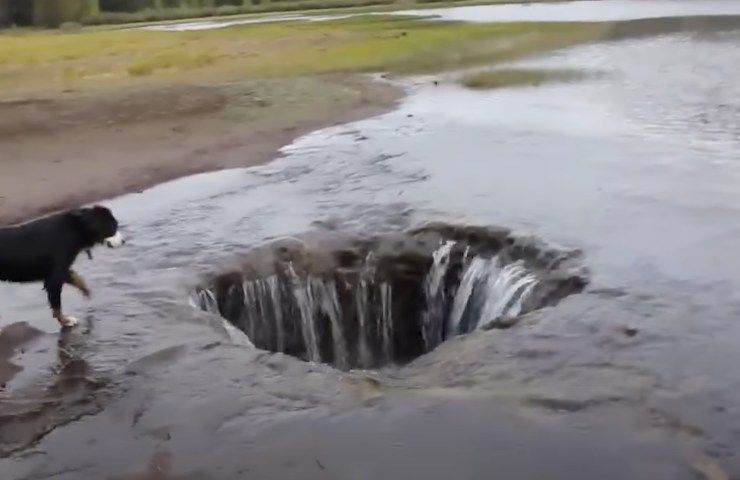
[66,270,91,298]
[45,272,78,328]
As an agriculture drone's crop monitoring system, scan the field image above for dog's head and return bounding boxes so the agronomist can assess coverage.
[69,206,125,249]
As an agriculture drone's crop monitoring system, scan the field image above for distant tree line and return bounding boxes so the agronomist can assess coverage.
[99,0,244,12]
[0,0,266,27]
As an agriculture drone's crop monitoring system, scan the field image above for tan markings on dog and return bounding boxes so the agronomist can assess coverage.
[52,308,77,328]
[53,308,74,327]
[67,270,91,298]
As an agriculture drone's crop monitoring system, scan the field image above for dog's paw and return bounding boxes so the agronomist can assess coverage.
[60,316,79,328]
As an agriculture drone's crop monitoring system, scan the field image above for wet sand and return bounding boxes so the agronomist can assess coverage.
[0,74,401,226]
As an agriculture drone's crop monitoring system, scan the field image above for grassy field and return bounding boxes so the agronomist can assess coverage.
[0,15,606,96]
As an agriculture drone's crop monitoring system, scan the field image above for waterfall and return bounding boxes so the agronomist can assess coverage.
[446,256,492,336]
[454,260,538,335]
[190,288,253,347]
[380,282,393,364]
[267,276,285,353]
[191,288,218,314]
[478,262,538,329]
[243,280,258,341]
[193,239,557,369]
[356,277,372,369]
[422,240,455,350]
[288,264,321,363]
[311,277,349,370]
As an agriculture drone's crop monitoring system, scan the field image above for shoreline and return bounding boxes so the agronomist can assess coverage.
[0,74,403,226]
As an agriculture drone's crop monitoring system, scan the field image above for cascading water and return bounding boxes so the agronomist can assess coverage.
[192,224,588,370]
[191,288,218,314]
[422,240,455,350]
[445,256,539,335]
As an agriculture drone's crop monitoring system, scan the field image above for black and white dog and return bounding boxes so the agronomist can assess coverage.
[0,206,124,328]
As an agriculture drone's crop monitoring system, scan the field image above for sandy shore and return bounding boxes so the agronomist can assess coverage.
[0,74,401,226]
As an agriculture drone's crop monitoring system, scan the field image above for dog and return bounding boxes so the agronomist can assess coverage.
[0,206,124,328]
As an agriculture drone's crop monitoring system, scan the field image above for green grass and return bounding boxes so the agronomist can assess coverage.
[0,15,606,95]
[460,67,586,89]
[126,49,219,76]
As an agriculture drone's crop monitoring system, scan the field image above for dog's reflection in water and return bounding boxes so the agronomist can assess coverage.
[52,319,106,397]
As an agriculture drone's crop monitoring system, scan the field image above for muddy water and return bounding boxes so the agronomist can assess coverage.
[3,23,740,480]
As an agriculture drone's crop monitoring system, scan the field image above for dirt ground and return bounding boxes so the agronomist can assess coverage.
[0,74,401,225]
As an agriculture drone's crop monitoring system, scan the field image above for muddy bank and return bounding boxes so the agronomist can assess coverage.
[0,74,401,225]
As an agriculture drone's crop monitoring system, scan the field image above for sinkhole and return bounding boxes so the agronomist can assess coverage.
[191,223,588,370]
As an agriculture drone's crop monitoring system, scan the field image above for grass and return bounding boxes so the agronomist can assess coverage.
[459,67,586,89]
[0,15,606,96]
[126,50,219,76]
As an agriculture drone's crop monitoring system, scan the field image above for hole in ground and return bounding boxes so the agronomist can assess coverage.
[192,223,588,370]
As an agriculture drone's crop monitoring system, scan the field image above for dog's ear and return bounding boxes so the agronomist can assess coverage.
[68,208,87,221]
[68,208,95,234]
[68,206,119,245]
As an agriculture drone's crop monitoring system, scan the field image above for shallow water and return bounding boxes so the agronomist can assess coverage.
[399,0,740,23]
[140,0,740,31]
[138,12,357,31]
[3,20,740,480]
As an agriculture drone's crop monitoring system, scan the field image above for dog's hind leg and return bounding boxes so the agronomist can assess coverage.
[66,270,91,298]
[45,273,78,328]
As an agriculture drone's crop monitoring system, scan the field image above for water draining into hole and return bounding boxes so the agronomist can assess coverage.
[192,224,588,369]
